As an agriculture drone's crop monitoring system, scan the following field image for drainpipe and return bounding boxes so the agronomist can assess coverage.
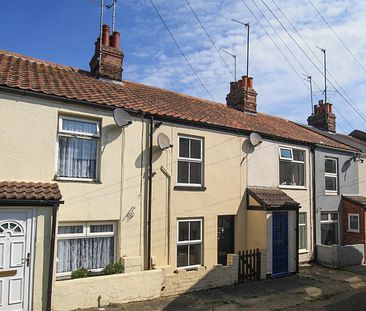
[46,204,59,311]
[311,145,317,262]
[296,208,299,273]
[160,166,171,265]
[146,116,154,270]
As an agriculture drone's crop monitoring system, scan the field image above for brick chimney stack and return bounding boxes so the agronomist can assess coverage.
[89,24,124,82]
[307,100,336,132]
[226,76,257,113]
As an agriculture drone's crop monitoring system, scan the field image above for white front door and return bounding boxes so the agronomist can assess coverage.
[0,209,34,311]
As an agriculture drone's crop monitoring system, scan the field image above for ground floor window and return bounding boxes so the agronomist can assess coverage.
[177,219,202,268]
[320,212,339,245]
[348,213,360,232]
[299,212,307,251]
[57,222,115,274]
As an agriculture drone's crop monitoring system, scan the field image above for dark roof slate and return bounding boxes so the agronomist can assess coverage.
[343,195,366,207]
[248,186,300,208]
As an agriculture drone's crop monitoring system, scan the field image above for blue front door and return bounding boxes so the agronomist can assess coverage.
[272,212,289,277]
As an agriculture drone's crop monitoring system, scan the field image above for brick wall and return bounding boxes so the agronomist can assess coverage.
[342,199,365,245]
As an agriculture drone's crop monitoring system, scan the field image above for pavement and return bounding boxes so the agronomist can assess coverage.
[80,264,366,311]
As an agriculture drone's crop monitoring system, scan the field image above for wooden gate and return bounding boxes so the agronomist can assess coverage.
[238,249,261,283]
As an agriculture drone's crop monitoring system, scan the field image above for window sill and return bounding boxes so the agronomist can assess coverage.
[174,186,206,191]
[325,192,338,196]
[54,177,102,184]
[347,230,360,233]
[298,249,308,254]
[279,185,307,190]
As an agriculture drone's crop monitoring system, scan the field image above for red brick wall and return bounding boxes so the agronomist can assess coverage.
[342,199,365,245]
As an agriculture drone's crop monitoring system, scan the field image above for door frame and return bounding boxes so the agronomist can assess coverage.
[0,207,36,311]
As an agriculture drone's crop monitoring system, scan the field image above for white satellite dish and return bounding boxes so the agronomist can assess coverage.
[113,108,132,128]
[249,132,263,146]
[157,133,172,150]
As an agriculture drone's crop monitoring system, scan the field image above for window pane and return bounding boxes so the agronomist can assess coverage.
[189,244,202,266]
[190,140,201,159]
[299,225,307,250]
[177,245,188,267]
[325,159,337,174]
[279,161,305,186]
[178,222,189,242]
[189,221,201,241]
[280,148,292,159]
[62,119,98,135]
[293,150,305,162]
[58,225,83,235]
[321,223,338,245]
[57,237,114,273]
[90,224,113,233]
[179,138,190,158]
[299,213,306,224]
[189,162,202,184]
[320,213,329,221]
[350,215,359,230]
[58,136,97,179]
[177,161,189,184]
[325,176,337,192]
[330,213,338,221]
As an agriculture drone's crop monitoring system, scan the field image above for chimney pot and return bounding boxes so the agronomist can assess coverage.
[307,100,336,132]
[226,75,257,113]
[248,77,253,88]
[102,24,110,46]
[110,31,120,49]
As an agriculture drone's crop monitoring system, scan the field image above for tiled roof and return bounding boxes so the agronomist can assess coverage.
[0,181,62,201]
[0,50,356,151]
[343,195,366,208]
[248,186,300,208]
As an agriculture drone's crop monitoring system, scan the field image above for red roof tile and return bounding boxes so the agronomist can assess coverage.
[0,181,62,201]
[0,50,356,151]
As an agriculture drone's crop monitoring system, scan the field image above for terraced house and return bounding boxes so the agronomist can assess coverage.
[0,24,362,310]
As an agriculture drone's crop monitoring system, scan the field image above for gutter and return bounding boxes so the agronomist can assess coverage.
[0,199,64,206]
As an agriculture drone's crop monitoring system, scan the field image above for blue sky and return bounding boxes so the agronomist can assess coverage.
[1,0,366,133]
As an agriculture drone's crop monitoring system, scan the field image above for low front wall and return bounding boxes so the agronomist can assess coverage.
[161,254,239,297]
[317,244,365,267]
[52,269,163,310]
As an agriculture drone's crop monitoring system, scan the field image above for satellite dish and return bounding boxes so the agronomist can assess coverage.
[157,133,172,150]
[113,108,132,128]
[249,132,263,146]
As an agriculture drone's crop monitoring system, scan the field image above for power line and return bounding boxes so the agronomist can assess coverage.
[185,0,235,80]
[258,0,366,124]
[148,0,215,101]
[307,0,366,75]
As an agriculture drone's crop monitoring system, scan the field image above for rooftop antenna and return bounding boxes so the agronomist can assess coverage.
[98,0,104,73]
[106,0,117,32]
[303,75,314,114]
[222,50,237,81]
[316,46,327,104]
[232,19,250,111]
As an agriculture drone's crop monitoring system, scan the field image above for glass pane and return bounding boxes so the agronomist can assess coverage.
[58,225,83,235]
[62,118,98,135]
[330,213,338,221]
[178,222,189,242]
[350,215,359,230]
[325,176,337,192]
[293,150,305,162]
[56,237,114,273]
[299,225,307,250]
[177,245,188,267]
[58,136,97,179]
[90,224,113,233]
[189,244,202,266]
[190,139,201,159]
[321,223,338,245]
[179,138,190,158]
[280,148,292,159]
[189,221,201,241]
[320,213,329,221]
[325,158,337,174]
[189,162,202,184]
[299,213,306,225]
[177,161,189,184]
[279,161,305,186]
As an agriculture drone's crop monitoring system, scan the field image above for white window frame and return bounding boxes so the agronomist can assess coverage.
[57,115,101,182]
[56,222,116,277]
[279,146,306,189]
[320,212,339,245]
[298,212,307,253]
[176,219,203,269]
[177,135,204,187]
[348,213,360,233]
[325,157,338,195]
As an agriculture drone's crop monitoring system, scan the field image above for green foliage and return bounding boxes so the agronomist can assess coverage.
[70,261,124,279]
[102,260,124,275]
[71,268,95,279]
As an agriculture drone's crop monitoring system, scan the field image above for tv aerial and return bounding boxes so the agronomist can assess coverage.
[157,133,173,150]
[249,132,262,147]
[113,108,132,128]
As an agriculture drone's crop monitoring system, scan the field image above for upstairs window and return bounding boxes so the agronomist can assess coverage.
[58,116,100,180]
[279,147,305,187]
[177,136,203,186]
[325,158,338,193]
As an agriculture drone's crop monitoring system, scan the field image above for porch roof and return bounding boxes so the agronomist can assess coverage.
[343,195,366,208]
[247,186,300,210]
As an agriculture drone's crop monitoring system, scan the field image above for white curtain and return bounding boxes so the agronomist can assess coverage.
[63,119,98,135]
[57,236,114,273]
